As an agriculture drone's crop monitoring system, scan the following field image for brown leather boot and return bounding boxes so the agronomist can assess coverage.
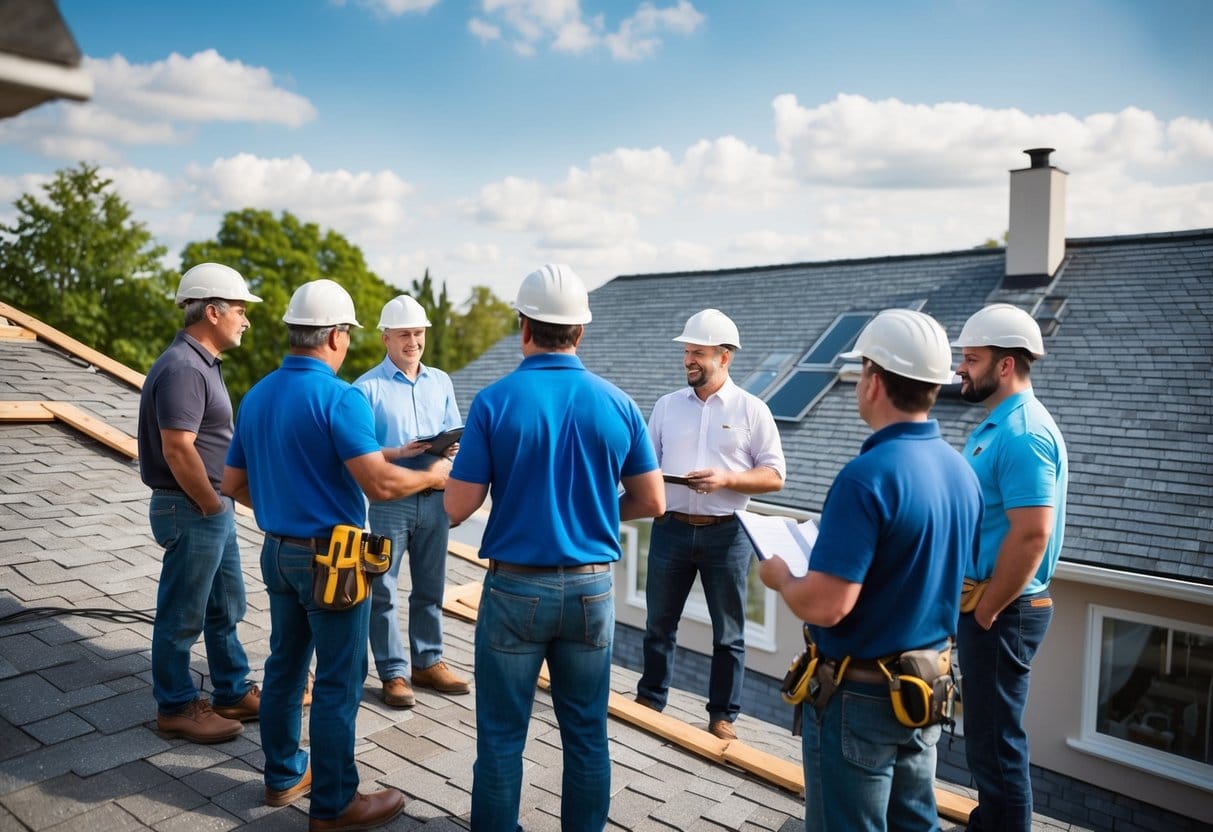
[156,698,243,744]
[265,765,312,807]
[411,661,470,695]
[213,684,261,722]
[381,677,415,708]
[308,788,406,831]
[708,719,737,740]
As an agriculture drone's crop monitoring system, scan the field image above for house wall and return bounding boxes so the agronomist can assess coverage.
[1027,576,1213,825]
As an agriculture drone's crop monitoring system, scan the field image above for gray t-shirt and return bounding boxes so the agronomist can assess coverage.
[137,331,233,491]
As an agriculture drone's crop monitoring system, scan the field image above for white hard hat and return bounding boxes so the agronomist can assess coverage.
[378,295,431,330]
[952,303,1045,358]
[839,309,954,385]
[175,263,262,308]
[282,279,362,328]
[673,309,741,349]
[513,264,592,325]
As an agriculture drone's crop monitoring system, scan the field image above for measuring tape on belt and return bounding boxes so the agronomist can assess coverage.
[311,524,392,610]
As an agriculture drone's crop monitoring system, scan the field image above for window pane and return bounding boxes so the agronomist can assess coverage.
[1097,617,1213,764]
[741,370,779,395]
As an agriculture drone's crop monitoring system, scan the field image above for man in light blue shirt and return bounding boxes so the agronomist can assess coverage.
[354,294,468,708]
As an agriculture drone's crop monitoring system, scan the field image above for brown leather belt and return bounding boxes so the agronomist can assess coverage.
[822,658,888,685]
[490,560,611,574]
[667,511,735,526]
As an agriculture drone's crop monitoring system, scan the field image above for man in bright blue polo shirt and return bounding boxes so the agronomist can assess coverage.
[445,264,665,832]
[759,310,981,831]
[355,295,468,709]
[222,279,450,832]
[953,304,1068,832]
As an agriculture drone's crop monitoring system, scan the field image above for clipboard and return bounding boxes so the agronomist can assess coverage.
[662,473,694,486]
[734,509,817,578]
[418,427,463,456]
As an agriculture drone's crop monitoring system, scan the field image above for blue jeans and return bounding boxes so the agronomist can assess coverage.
[367,491,449,678]
[801,681,942,832]
[148,491,251,712]
[259,536,370,820]
[471,566,614,832]
[958,592,1054,832]
[638,516,750,722]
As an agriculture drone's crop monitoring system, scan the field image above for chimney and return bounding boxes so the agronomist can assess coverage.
[1006,147,1067,284]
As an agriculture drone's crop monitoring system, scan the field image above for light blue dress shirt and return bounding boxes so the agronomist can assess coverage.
[354,356,461,471]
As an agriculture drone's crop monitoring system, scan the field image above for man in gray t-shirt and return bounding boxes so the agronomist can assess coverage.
[137,263,261,744]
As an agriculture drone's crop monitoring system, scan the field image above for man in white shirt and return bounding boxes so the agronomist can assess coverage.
[636,309,785,739]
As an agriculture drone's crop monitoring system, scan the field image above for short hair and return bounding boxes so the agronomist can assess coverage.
[865,359,940,413]
[523,315,582,349]
[182,298,230,327]
[990,346,1034,378]
[288,324,349,349]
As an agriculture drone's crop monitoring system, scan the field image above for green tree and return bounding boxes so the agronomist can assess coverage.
[0,163,177,370]
[447,285,517,371]
[180,209,397,402]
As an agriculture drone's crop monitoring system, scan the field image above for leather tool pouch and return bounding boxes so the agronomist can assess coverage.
[959,578,990,614]
[879,642,955,728]
[311,525,393,610]
[781,624,819,705]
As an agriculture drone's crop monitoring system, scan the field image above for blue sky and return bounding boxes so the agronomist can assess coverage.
[2,0,1211,304]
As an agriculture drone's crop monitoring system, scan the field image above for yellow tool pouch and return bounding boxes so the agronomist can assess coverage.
[876,642,955,728]
[781,624,819,705]
[959,578,990,614]
[311,525,393,611]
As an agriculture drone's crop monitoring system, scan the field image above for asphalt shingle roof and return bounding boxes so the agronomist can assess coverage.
[453,229,1213,584]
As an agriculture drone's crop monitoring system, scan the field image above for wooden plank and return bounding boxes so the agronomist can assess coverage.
[448,538,484,565]
[0,301,145,391]
[0,401,55,421]
[43,401,138,459]
[935,786,977,823]
[721,741,804,794]
[0,324,36,340]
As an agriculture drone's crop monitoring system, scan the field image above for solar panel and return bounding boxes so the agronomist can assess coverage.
[798,312,872,366]
[766,369,838,422]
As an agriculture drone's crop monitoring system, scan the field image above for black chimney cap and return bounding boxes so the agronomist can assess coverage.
[1025,148,1055,169]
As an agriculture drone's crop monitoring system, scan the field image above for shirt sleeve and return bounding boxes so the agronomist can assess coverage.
[810,465,881,584]
[450,395,491,484]
[154,364,207,434]
[999,430,1060,510]
[748,399,786,479]
[331,387,384,461]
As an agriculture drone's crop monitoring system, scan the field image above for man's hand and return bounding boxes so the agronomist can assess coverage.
[393,440,431,461]
[758,556,792,591]
[685,468,726,494]
[429,454,453,488]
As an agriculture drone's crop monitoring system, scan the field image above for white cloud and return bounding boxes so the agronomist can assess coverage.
[475,0,702,59]
[331,0,442,15]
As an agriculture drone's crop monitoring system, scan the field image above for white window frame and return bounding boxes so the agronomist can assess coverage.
[1067,604,1213,792]
[620,512,780,652]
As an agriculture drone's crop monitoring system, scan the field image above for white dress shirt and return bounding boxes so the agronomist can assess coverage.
[648,377,785,515]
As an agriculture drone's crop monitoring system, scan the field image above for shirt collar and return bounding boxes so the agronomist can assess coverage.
[377,354,429,383]
[677,375,739,405]
[860,419,941,454]
[179,331,220,367]
[519,352,585,371]
[984,388,1036,427]
[281,354,336,376]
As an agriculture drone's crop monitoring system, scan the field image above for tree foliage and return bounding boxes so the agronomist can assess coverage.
[180,209,399,402]
[0,163,177,370]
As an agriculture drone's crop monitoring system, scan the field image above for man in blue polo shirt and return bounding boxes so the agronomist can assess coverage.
[139,262,261,744]
[953,304,1068,832]
[445,264,665,832]
[223,279,450,832]
[355,294,467,709]
[759,309,981,831]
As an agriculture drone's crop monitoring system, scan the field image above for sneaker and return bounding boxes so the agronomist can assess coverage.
[213,685,260,722]
[157,698,243,744]
[708,719,737,741]
[411,661,470,695]
[266,765,312,807]
[308,788,405,831]
[382,677,415,708]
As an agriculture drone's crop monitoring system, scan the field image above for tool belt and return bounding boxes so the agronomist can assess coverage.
[311,524,392,611]
[781,626,955,729]
[959,577,990,613]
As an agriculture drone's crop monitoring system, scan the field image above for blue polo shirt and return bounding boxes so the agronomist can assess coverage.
[451,352,658,566]
[809,420,982,660]
[227,355,381,538]
[963,389,1068,595]
[354,357,461,472]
